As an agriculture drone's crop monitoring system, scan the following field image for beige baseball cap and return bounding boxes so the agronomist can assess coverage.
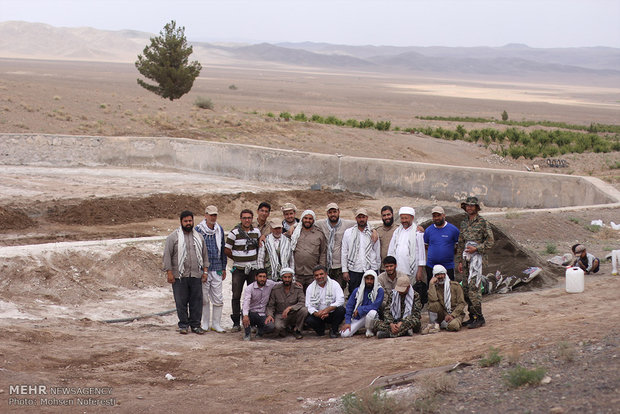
[281,203,297,212]
[431,206,445,215]
[355,207,369,217]
[326,202,339,211]
[269,218,283,228]
[205,205,218,215]
[395,276,411,293]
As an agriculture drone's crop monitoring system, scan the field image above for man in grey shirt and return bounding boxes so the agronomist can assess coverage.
[163,210,209,335]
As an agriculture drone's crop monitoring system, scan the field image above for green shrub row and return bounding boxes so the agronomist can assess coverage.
[409,125,619,159]
[276,112,391,131]
[416,115,620,134]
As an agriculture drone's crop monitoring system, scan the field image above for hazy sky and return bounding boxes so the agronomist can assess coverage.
[3,0,619,48]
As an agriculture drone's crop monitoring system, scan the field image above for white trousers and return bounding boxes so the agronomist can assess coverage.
[202,270,224,307]
[612,250,620,275]
[341,309,378,337]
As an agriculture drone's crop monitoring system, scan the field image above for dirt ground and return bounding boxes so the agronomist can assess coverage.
[0,58,619,413]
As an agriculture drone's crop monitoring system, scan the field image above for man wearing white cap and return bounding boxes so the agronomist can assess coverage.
[340,270,384,337]
[387,207,426,287]
[257,218,293,281]
[427,264,466,332]
[290,210,327,292]
[341,207,381,293]
[195,205,227,332]
[316,202,356,290]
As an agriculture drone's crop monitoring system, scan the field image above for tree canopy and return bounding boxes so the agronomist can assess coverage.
[135,20,202,101]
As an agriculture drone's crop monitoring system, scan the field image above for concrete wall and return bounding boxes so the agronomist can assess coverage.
[1,133,618,209]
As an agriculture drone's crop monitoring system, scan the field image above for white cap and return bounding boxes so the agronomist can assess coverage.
[398,206,415,216]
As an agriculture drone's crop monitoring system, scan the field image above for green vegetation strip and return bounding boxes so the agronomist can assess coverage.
[416,115,620,134]
[269,111,619,159]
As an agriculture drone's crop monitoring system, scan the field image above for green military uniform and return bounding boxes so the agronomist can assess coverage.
[428,281,466,331]
[456,197,494,326]
[375,289,422,337]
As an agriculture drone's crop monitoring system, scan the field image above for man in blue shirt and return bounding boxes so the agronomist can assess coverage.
[340,270,384,338]
[423,206,460,304]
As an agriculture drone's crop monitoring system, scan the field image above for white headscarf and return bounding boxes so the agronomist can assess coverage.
[353,270,381,314]
[433,264,451,313]
[291,209,316,250]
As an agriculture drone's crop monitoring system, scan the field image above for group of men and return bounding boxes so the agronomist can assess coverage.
[162,195,495,338]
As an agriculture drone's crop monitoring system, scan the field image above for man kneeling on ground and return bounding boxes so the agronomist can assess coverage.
[427,264,466,332]
[305,265,346,338]
[265,267,308,339]
[374,275,421,339]
[341,270,384,338]
[242,269,276,341]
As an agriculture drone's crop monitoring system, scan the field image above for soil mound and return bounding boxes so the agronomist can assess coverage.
[0,247,165,305]
[45,189,372,226]
[422,213,563,290]
[0,206,35,230]
[47,194,204,225]
[104,246,165,289]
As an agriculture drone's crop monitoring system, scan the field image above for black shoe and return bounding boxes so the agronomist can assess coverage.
[462,319,472,326]
[230,325,241,332]
[191,327,206,335]
[329,331,340,338]
[468,316,485,329]
[179,327,189,335]
[377,331,390,339]
[294,330,303,340]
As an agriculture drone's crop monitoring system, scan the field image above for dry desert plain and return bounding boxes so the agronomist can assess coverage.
[0,57,619,413]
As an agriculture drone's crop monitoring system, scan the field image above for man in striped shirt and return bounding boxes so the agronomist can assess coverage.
[225,209,261,332]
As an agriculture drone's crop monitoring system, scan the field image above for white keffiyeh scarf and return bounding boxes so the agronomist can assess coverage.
[390,287,414,320]
[440,280,452,314]
[309,277,336,310]
[177,227,204,276]
[346,225,374,271]
[265,233,292,280]
[463,241,483,287]
[195,219,222,254]
[391,224,418,276]
[326,219,342,270]
[291,209,316,250]
[353,271,380,314]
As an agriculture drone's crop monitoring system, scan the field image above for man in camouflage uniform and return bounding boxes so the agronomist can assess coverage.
[373,276,422,338]
[456,196,494,329]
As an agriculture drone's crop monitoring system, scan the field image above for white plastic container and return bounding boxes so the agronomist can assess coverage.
[565,267,584,293]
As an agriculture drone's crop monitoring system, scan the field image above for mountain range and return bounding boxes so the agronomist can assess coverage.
[1,21,618,77]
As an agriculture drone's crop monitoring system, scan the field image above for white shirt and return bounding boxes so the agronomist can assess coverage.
[305,279,345,314]
[387,226,426,276]
[341,226,380,273]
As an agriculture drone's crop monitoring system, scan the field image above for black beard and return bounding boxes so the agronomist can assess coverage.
[434,219,446,226]
[365,283,374,289]
[182,224,193,233]
[282,281,292,287]
[329,216,339,223]
[383,217,394,227]
[257,280,266,287]
[303,222,313,229]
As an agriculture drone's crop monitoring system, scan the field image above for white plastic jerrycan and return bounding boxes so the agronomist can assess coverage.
[565,267,584,293]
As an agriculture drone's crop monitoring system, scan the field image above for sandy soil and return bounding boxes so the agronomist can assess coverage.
[0,58,619,413]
